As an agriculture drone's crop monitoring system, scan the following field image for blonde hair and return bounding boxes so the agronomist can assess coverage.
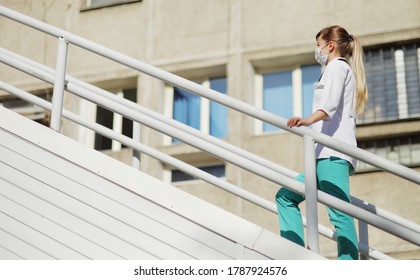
[316,25,368,114]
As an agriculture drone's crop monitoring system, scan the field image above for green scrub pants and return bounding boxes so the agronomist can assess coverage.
[275,157,359,260]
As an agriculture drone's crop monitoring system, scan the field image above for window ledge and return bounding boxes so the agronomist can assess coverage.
[80,0,141,12]
[356,118,420,141]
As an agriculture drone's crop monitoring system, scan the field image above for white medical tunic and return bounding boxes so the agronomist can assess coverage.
[312,57,358,169]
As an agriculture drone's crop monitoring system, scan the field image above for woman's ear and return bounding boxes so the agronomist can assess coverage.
[328,41,336,53]
[328,41,334,52]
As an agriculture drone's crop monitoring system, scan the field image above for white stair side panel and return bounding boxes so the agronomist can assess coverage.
[0,108,266,249]
[0,106,324,260]
[0,246,23,260]
[0,194,122,260]
[0,229,54,260]
[0,178,130,260]
[0,176,156,260]
[241,246,273,260]
[0,211,88,260]
[0,150,192,260]
[0,129,247,259]
[0,140,231,260]
[253,228,322,260]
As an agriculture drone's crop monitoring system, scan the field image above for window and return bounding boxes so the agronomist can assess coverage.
[255,64,321,133]
[81,0,141,11]
[358,42,420,124]
[171,164,225,183]
[173,87,200,132]
[302,65,321,117]
[0,93,51,126]
[357,134,420,172]
[209,77,228,138]
[167,76,228,143]
[262,71,293,132]
[94,88,137,150]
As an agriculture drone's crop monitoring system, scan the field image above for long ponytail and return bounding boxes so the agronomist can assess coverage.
[349,36,368,114]
[317,25,368,114]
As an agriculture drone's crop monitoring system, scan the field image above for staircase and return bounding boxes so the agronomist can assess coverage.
[1,5,419,260]
[0,106,323,259]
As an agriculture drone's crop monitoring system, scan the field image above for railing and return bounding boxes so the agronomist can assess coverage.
[1,5,419,259]
[0,53,400,261]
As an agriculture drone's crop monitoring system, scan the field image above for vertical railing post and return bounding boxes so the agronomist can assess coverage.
[111,92,124,151]
[50,36,68,132]
[132,122,141,169]
[359,203,370,259]
[304,135,320,253]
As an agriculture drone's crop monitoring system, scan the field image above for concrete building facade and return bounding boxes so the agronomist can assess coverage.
[1,0,419,259]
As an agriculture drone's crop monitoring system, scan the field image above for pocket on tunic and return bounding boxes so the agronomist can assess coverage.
[314,81,324,90]
[313,82,324,106]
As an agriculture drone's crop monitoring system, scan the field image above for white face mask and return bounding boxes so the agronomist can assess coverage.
[315,43,329,66]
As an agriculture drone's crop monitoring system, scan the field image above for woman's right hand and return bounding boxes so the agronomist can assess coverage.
[287,116,303,128]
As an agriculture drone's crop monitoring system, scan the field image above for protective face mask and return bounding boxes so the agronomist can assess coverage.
[315,43,329,66]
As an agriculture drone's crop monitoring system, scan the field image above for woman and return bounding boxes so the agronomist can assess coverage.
[275,25,368,260]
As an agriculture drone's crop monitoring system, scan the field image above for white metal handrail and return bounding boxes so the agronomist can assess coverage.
[3,47,420,237]
[2,47,420,256]
[1,6,418,185]
[4,46,419,239]
[0,81,394,260]
[1,5,419,258]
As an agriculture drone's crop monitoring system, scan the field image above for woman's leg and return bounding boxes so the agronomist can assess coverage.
[275,173,306,246]
[317,158,359,260]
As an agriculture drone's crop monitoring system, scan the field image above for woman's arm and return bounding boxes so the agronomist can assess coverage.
[287,110,328,128]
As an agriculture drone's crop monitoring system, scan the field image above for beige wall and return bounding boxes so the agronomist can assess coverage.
[1,0,419,259]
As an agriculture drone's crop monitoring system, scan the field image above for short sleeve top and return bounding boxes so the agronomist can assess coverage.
[312,57,358,169]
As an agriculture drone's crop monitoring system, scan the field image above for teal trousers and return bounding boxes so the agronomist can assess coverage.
[275,157,359,260]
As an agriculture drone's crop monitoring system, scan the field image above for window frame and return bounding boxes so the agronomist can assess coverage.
[80,0,142,11]
[358,41,420,124]
[254,64,320,135]
[164,76,228,145]
[357,133,420,172]
[169,164,226,184]
[0,92,52,126]
[93,88,137,151]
